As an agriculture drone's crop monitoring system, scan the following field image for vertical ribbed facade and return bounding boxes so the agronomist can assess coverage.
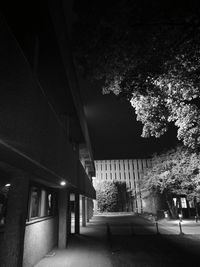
[94,159,151,213]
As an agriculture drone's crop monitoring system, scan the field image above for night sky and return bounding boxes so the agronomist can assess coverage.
[79,79,179,160]
[73,0,187,160]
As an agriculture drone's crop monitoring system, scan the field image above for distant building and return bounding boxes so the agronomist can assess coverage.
[93,159,151,213]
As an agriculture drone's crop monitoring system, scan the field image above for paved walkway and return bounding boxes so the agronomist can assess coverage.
[35,216,112,267]
[35,214,200,267]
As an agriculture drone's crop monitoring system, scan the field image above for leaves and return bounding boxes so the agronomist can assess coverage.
[72,0,200,149]
[141,146,200,198]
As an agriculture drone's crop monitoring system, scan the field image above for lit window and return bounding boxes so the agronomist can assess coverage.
[173,198,177,206]
[181,197,187,208]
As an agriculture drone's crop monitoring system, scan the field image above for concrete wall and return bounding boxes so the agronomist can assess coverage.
[23,217,58,267]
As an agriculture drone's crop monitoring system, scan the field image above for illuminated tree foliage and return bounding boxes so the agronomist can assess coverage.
[73,0,200,149]
[96,181,119,212]
[141,146,200,216]
[96,181,131,212]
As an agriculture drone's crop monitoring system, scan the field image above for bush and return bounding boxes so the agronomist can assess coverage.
[96,181,118,212]
[96,181,131,212]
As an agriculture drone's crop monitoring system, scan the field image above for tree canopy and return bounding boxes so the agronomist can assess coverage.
[72,0,200,149]
[141,146,200,200]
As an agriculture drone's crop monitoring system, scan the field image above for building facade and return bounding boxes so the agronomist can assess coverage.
[0,1,95,266]
[93,159,151,213]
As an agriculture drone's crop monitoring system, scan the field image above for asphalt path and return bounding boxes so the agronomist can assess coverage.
[35,214,200,267]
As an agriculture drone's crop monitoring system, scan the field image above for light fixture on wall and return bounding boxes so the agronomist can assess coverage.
[60,181,66,186]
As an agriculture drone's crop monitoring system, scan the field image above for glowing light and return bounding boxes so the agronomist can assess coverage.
[5,183,11,187]
[60,181,66,186]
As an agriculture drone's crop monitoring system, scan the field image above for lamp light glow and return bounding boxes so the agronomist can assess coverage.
[60,181,66,186]
[5,183,11,187]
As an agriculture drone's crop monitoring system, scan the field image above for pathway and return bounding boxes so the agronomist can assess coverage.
[35,214,200,267]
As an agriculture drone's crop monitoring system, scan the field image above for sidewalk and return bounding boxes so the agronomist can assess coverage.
[34,216,112,267]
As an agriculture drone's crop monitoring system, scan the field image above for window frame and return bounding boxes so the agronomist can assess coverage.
[27,183,57,222]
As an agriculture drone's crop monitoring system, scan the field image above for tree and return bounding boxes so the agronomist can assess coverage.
[96,180,131,212]
[72,0,200,149]
[96,181,118,212]
[141,146,200,217]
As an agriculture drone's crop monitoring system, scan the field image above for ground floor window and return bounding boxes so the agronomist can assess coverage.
[0,180,10,225]
[28,184,57,221]
[181,197,187,208]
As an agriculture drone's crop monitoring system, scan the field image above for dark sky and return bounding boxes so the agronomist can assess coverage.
[72,0,192,160]
[80,80,179,160]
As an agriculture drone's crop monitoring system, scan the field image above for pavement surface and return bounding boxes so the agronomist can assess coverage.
[35,213,200,267]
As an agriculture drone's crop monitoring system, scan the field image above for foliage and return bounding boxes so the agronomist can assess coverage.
[96,180,130,212]
[141,146,200,200]
[96,181,119,212]
[72,0,200,149]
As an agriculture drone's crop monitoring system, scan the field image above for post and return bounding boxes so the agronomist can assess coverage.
[82,196,86,227]
[58,189,69,249]
[86,197,90,223]
[156,221,159,235]
[75,192,80,234]
[1,175,29,267]
[179,222,184,235]
[67,193,71,236]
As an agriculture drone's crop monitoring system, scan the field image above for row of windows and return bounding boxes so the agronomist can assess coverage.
[95,160,148,172]
[100,172,135,181]
[0,183,57,226]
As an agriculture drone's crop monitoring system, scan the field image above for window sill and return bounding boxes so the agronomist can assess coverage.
[26,215,57,226]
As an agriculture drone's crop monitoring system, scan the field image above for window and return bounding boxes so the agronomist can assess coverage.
[0,181,10,226]
[28,185,57,221]
[173,198,177,206]
[29,187,41,219]
[181,197,187,208]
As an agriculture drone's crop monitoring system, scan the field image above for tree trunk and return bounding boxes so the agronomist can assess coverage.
[194,196,199,216]
[164,192,176,218]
